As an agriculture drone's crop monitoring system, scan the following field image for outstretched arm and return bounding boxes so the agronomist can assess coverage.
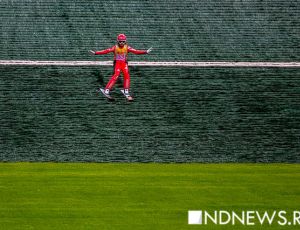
[90,46,115,55]
[128,46,153,55]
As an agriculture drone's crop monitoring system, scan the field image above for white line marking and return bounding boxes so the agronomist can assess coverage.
[0,60,300,68]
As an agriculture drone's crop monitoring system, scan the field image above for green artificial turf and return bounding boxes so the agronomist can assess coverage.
[0,0,299,61]
[0,163,299,229]
[1,1,299,162]
[1,67,299,162]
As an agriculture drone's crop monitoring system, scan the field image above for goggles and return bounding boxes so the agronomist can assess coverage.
[118,40,126,44]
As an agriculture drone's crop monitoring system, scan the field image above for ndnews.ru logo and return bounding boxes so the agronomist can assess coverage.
[188,210,300,226]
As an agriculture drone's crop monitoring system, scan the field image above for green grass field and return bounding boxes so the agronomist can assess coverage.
[0,163,299,229]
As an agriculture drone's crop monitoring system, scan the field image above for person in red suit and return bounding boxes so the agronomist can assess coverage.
[90,34,152,101]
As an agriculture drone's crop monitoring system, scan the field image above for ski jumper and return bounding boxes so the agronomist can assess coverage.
[94,45,147,90]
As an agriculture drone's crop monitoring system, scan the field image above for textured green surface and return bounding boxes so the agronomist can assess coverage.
[0,0,299,61]
[0,0,300,162]
[1,66,299,162]
[0,163,300,229]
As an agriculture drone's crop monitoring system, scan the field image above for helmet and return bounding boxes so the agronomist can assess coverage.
[117,34,127,42]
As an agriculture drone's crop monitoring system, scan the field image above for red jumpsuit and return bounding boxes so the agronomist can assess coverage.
[95,45,147,90]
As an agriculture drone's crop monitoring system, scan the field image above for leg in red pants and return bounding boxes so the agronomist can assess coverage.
[122,62,130,91]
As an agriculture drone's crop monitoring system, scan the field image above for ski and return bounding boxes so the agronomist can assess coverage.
[98,88,115,101]
[120,89,134,101]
